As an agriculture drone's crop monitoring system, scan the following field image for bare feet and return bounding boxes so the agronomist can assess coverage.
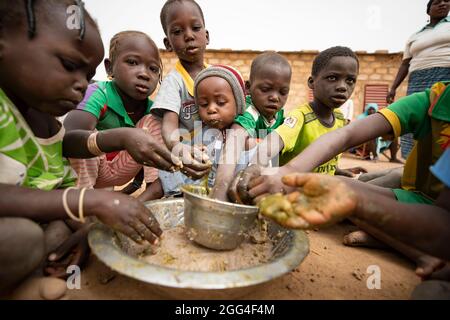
[429,263,450,281]
[44,220,72,255]
[389,158,404,164]
[45,223,93,279]
[415,255,445,280]
[343,230,388,249]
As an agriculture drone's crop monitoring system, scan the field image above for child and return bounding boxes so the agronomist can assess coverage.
[228,46,360,204]
[0,1,168,296]
[141,65,248,200]
[258,148,450,299]
[151,0,211,182]
[235,80,450,277]
[236,52,291,139]
[210,52,292,200]
[64,31,163,192]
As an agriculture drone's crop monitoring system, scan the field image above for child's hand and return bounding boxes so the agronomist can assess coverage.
[336,166,368,178]
[123,129,181,171]
[258,174,358,229]
[92,191,163,245]
[228,165,292,205]
[172,143,211,180]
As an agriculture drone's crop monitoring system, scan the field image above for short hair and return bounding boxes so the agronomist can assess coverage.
[250,51,292,82]
[311,46,359,76]
[109,31,163,82]
[160,0,205,35]
[0,0,96,40]
[427,0,434,14]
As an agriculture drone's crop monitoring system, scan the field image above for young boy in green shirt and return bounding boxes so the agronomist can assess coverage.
[210,52,292,200]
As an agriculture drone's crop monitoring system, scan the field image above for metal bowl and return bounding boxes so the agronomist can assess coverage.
[182,185,259,250]
[88,198,309,299]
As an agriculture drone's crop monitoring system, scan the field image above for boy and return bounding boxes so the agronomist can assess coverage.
[235,81,450,277]
[151,0,211,184]
[0,1,165,296]
[228,46,360,203]
[258,148,450,299]
[210,52,292,200]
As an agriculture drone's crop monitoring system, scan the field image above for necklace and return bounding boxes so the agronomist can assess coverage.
[127,111,135,115]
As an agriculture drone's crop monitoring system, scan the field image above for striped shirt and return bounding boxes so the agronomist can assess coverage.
[0,88,76,190]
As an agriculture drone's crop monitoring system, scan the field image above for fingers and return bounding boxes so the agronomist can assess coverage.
[246,178,269,204]
[347,167,368,174]
[302,175,333,197]
[48,224,92,262]
[192,145,210,164]
[155,143,182,168]
[120,225,143,244]
[293,205,329,225]
[129,220,158,245]
[236,166,262,205]
[138,211,162,238]
[281,173,313,188]
[145,152,176,172]
[181,166,210,180]
[227,171,244,204]
[285,216,311,229]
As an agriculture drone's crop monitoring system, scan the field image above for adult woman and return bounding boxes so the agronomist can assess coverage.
[387,0,450,159]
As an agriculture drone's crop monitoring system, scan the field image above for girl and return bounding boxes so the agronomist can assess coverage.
[0,1,174,296]
[64,31,164,193]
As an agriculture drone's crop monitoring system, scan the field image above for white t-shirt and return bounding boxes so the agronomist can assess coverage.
[338,99,354,121]
[404,16,450,73]
[151,61,202,133]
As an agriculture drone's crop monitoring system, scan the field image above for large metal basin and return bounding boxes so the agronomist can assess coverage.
[88,198,309,299]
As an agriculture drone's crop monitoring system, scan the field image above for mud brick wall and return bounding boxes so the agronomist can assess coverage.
[159,49,408,117]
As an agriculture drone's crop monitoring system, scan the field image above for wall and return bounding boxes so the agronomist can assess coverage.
[160,49,408,117]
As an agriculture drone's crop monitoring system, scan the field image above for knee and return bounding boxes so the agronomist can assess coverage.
[0,218,45,293]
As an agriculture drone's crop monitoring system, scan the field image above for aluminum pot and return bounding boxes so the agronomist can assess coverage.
[182,185,259,250]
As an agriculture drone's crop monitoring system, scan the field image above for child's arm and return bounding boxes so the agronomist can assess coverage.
[63,126,177,172]
[283,114,391,175]
[335,166,367,178]
[259,173,450,261]
[161,111,211,180]
[238,114,392,204]
[227,131,285,204]
[0,184,162,244]
[210,124,249,201]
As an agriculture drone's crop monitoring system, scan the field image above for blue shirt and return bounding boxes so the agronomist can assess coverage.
[430,148,450,188]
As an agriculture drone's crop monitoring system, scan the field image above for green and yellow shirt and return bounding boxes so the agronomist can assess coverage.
[0,88,76,190]
[275,103,345,173]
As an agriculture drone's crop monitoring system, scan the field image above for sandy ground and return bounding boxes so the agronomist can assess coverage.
[60,153,422,300]
[5,153,417,300]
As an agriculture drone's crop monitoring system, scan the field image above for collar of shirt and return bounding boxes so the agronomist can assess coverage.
[105,81,153,126]
[175,61,210,97]
[418,15,450,33]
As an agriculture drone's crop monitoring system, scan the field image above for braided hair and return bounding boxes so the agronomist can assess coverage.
[1,0,91,40]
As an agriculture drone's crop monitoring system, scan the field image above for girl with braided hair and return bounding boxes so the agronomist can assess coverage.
[0,1,173,297]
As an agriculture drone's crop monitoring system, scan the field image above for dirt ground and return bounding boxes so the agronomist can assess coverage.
[6,153,418,300]
[61,153,422,300]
